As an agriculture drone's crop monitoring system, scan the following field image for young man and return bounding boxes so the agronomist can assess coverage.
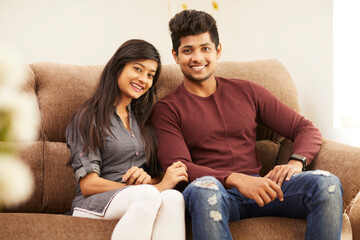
[152,9,343,240]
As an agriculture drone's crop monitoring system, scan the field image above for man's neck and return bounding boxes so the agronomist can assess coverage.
[183,77,217,97]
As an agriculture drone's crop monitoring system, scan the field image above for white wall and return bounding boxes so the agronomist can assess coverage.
[1,0,358,147]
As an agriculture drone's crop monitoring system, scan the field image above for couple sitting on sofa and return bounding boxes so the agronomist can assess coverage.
[66,9,343,240]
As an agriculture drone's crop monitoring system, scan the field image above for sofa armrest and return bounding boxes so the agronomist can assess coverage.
[308,139,360,210]
[347,191,360,240]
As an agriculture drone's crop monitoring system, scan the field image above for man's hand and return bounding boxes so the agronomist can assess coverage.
[225,173,283,207]
[265,160,303,187]
[122,166,152,185]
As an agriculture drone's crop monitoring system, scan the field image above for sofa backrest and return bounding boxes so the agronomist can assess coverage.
[11,59,299,214]
[24,59,298,143]
[26,59,299,143]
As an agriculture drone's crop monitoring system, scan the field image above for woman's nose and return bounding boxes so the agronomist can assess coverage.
[138,72,148,83]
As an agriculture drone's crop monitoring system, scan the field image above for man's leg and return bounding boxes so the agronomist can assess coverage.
[242,170,343,240]
[182,176,240,240]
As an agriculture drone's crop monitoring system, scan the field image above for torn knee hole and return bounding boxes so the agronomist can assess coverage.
[311,170,331,176]
[207,194,217,205]
[328,185,336,193]
[210,211,222,221]
[193,181,219,190]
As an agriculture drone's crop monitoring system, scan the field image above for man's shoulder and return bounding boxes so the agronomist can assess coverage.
[216,76,257,91]
[153,84,184,112]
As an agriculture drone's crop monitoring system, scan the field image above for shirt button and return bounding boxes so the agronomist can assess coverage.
[135,152,139,156]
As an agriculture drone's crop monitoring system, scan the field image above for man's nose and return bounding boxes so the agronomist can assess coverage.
[191,50,204,62]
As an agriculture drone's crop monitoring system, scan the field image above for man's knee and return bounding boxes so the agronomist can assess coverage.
[185,176,222,196]
[307,170,343,203]
[184,176,225,207]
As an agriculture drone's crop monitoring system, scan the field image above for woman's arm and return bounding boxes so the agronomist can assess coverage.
[79,173,126,197]
[80,166,154,197]
[80,162,187,197]
[152,161,188,192]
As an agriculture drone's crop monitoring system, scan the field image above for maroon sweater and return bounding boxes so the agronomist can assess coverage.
[152,77,322,185]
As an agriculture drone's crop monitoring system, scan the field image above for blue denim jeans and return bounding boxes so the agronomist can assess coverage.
[182,171,343,240]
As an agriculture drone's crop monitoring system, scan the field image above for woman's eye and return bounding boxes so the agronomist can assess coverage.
[148,74,154,79]
[134,67,141,72]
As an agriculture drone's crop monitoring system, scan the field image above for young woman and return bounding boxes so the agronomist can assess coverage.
[66,39,188,240]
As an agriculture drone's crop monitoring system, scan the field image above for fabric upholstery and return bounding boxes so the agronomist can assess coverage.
[0,60,358,240]
[31,63,103,142]
[1,141,43,213]
[42,141,74,213]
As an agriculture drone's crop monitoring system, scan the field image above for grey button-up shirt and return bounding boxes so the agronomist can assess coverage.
[66,105,147,211]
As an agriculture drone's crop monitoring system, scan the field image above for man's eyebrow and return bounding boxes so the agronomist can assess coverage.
[134,62,156,73]
[181,43,211,49]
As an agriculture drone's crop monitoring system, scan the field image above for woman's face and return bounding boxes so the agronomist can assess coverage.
[117,59,158,102]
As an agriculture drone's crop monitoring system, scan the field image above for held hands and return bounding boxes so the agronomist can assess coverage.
[264,160,303,187]
[225,173,284,207]
[156,161,188,191]
[122,166,152,185]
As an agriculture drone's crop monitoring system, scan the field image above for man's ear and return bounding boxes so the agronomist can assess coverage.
[172,49,180,64]
[216,43,222,60]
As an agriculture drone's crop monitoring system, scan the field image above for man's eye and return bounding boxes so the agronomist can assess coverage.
[203,47,210,51]
[183,49,191,54]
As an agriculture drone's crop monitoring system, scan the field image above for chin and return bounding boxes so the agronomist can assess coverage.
[187,75,211,82]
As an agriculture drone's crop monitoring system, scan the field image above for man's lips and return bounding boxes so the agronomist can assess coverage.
[191,65,207,71]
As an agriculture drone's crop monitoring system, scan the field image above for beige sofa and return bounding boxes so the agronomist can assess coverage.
[1,60,360,240]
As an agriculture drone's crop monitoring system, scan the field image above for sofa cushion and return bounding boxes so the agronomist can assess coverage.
[0,213,117,240]
[1,141,43,213]
[1,212,351,240]
[31,62,103,143]
[256,140,280,176]
[42,141,75,213]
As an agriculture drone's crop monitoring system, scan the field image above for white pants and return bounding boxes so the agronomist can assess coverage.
[73,185,185,240]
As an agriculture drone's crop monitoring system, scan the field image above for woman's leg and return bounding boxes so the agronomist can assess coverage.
[151,189,186,240]
[73,185,162,240]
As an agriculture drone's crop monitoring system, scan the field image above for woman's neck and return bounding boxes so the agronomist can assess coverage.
[115,101,131,132]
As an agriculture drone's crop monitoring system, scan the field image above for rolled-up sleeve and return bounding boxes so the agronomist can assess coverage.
[66,127,102,183]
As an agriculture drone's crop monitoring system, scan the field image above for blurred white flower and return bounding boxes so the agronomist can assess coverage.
[12,93,41,141]
[0,88,40,142]
[0,154,34,208]
[0,46,38,209]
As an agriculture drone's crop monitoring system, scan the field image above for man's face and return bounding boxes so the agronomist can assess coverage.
[172,32,221,83]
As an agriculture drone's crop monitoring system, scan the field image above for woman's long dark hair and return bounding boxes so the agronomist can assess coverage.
[67,39,161,176]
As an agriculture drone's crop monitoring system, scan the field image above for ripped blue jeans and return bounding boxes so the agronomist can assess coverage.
[182,171,343,240]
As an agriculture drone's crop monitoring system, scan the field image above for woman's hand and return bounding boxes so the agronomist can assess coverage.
[155,161,188,191]
[122,166,152,185]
